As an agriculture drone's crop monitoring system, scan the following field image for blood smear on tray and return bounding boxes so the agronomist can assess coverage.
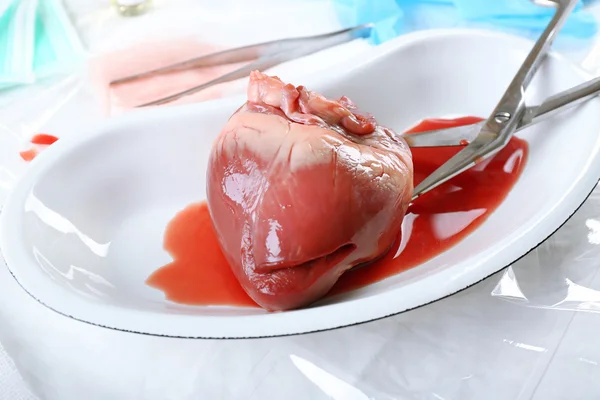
[31,133,59,145]
[19,133,59,162]
[147,116,528,306]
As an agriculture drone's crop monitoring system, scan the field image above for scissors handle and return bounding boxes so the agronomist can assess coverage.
[522,74,600,126]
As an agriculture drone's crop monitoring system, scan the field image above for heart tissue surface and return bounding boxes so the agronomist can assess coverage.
[207,71,414,311]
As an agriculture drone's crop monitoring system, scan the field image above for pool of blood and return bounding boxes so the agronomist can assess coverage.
[146,116,528,307]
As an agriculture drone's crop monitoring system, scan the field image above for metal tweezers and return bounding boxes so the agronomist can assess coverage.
[109,24,374,107]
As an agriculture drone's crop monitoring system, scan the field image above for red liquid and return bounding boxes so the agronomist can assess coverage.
[19,148,38,162]
[147,116,528,307]
[31,133,59,145]
[146,202,257,307]
[19,133,60,162]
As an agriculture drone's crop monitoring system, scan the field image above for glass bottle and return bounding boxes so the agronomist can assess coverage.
[110,0,152,17]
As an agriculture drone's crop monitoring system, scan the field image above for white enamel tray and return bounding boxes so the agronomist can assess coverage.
[1,29,599,338]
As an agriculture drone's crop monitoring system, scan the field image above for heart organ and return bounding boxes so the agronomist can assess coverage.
[206,71,414,311]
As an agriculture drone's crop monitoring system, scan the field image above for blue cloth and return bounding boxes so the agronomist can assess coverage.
[333,0,598,45]
[0,0,84,91]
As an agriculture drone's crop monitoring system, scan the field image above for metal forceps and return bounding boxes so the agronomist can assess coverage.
[109,24,373,108]
[412,0,578,200]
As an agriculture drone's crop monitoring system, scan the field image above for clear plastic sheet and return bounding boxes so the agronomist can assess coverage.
[2,1,600,399]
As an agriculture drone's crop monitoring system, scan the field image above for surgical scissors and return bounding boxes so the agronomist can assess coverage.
[404,74,600,148]
[411,0,578,200]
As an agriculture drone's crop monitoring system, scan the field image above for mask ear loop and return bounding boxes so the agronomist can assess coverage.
[0,0,36,90]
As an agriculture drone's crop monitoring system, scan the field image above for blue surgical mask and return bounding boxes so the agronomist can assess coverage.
[0,0,36,89]
[0,0,84,91]
[33,0,85,79]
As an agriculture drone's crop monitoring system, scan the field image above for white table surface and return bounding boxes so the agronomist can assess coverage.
[2,1,600,399]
